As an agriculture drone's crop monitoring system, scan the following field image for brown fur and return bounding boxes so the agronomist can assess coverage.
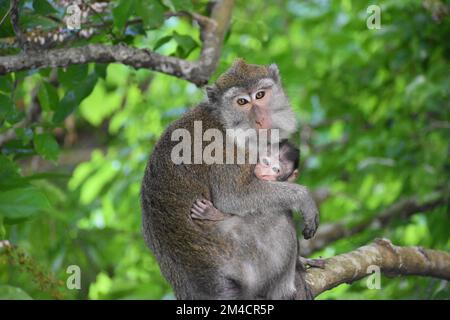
[142,105,244,298]
[215,58,273,92]
[141,60,318,299]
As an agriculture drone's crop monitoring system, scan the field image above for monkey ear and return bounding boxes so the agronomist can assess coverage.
[205,85,219,102]
[268,63,280,83]
[287,169,299,182]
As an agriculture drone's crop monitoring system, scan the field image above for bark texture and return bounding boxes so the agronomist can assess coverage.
[304,238,450,298]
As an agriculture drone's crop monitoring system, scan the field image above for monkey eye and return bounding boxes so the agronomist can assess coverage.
[255,91,265,99]
[237,98,249,105]
[261,157,270,166]
[272,166,280,174]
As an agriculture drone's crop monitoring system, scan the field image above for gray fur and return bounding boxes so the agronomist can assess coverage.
[141,60,319,299]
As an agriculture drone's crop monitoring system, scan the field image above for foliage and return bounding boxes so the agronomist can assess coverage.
[0,0,448,299]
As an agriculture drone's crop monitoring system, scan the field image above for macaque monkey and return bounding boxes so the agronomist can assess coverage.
[141,59,319,299]
[190,140,326,271]
[191,140,300,221]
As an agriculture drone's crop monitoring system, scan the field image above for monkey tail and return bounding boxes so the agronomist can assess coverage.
[295,261,314,300]
[295,238,314,300]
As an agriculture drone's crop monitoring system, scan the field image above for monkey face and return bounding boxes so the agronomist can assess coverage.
[254,153,295,182]
[206,59,297,140]
[225,78,275,130]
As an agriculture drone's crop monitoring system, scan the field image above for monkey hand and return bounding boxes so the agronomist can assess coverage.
[190,197,227,222]
[301,211,319,239]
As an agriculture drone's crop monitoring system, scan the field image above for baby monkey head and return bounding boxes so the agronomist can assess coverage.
[206,59,297,140]
[254,140,300,182]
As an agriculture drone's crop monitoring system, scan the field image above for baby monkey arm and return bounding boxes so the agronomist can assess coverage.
[190,197,232,221]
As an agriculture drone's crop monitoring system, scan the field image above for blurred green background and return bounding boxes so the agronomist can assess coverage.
[0,0,449,299]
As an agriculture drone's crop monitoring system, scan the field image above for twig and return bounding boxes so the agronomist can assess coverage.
[0,1,12,27]
[0,0,235,86]
[9,0,26,51]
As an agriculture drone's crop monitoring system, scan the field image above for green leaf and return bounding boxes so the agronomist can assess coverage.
[95,64,108,79]
[20,10,58,30]
[6,108,24,124]
[53,73,98,123]
[79,161,119,205]
[38,82,59,111]
[0,94,22,124]
[0,285,33,300]
[153,35,173,51]
[46,82,59,111]
[58,65,89,87]
[0,75,13,94]
[0,187,50,223]
[24,172,71,182]
[32,0,57,15]
[0,216,5,238]
[135,0,165,29]
[33,133,60,162]
[0,2,14,37]
[163,0,193,11]
[0,94,14,123]
[0,155,20,179]
[0,139,34,158]
[39,68,52,77]
[172,32,198,58]
[79,80,122,126]
[0,155,24,189]
[160,0,175,11]
[37,84,50,111]
[14,127,33,145]
[113,0,136,31]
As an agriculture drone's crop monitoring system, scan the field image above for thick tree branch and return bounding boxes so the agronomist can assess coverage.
[0,0,234,86]
[299,193,449,256]
[304,238,450,298]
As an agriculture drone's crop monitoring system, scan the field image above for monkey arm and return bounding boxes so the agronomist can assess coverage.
[191,197,234,221]
[211,177,319,239]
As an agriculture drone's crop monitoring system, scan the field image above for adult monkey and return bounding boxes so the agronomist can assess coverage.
[141,59,319,299]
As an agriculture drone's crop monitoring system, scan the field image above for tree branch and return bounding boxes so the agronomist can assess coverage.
[299,193,449,256]
[304,238,450,298]
[0,0,234,86]
[9,0,26,51]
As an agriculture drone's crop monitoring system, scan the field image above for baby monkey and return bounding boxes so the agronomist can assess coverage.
[191,140,326,270]
[191,140,300,221]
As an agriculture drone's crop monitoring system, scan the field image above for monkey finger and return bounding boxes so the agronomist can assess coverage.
[191,210,206,220]
[191,213,202,220]
[195,200,208,209]
[200,197,213,206]
[191,205,205,214]
[192,203,205,212]
[201,199,213,206]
